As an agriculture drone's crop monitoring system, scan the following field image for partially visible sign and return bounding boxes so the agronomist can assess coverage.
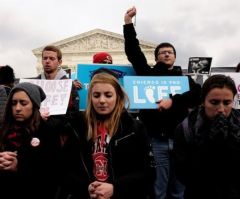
[123,76,190,109]
[20,79,72,115]
[188,57,212,75]
[77,64,136,110]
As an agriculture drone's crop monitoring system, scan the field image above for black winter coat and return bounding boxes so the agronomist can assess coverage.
[93,111,155,199]
[0,119,63,199]
[123,23,201,138]
[55,111,91,199]
[58,111,155,199]
[174,108,240,199]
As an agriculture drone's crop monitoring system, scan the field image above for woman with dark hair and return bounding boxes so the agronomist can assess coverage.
[0,82,63,199]
[174,74,240,199]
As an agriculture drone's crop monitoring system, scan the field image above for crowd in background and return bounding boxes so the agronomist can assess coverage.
[1,6,240,199]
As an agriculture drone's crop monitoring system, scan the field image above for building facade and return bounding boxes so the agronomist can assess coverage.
[32,28,156,74]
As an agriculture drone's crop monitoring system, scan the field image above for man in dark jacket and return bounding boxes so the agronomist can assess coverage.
[123,6,201,199]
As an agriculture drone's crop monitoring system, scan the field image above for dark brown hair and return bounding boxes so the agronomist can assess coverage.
[0,65,15,86]
[0,88,41,150]
[42,45,62,61]
[201,74,237,102]
[154,42,176,60]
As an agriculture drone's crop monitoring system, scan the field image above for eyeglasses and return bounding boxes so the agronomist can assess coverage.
[158,51,174,55]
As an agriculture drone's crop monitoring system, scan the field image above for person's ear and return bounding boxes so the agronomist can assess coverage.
[59,59,62,65]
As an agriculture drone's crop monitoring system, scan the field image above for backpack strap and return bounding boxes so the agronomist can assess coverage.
[0,86,8,125]
[182,117,192,143]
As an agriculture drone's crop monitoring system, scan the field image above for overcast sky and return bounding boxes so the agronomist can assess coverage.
[1,0,239,78]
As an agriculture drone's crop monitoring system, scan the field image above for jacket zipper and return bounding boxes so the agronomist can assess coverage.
[114,132,135,146]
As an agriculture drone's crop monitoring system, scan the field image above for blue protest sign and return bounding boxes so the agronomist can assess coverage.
[77,64,136,110]
[123,76,189,109]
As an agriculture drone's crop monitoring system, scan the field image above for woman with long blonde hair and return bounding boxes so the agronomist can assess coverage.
[86,69,155,199]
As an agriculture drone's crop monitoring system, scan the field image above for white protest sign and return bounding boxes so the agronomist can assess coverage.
[20,79,72,115]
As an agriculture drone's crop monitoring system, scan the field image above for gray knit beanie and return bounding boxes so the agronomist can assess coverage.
[10,82,46,108]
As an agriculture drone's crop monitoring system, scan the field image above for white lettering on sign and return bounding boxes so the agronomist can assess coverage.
[133,85,181,103]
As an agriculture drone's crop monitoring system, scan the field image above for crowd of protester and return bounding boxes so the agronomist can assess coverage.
[1,6,240,199]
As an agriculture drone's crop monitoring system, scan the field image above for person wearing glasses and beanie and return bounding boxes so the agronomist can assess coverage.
[123,6,201,199]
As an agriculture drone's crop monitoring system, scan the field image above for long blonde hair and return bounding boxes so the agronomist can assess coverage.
[85,73,129,140]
